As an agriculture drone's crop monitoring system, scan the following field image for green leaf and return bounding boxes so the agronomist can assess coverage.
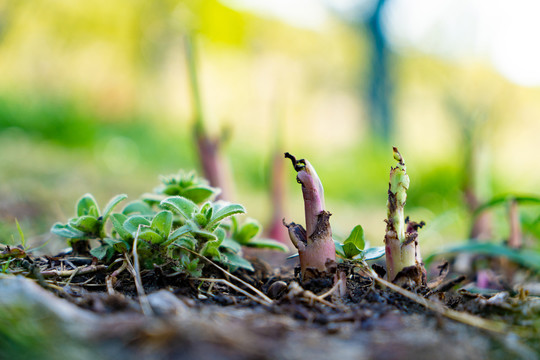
[102,194,127,220]
[425,242,540,271]
[160,196,198,220]
[182,185,219,204]
[151,210,173,238]
[344,225,365,250]
[15,219,26,249]
[122,200,154,215]
[474,195,540,216]
[104,238,130,252]
[235,219,261,244]
[123,215,151,234]
[245,238,289,252]
[90,244,114,260]
[214,227,226,242]
[137,229,164,244]
[140,193,165,206]
[194,213,208,228]
[361,246,385,261]
[110,213,132,241]
[172,236,198,250]
[207,202,245,230]
[76,194,100,217]
[51,223,86,239]
[342,225,365,259]
[169,225,191,242]
[220,237,242,253]
[334,240,346,258]
[202,202,213,222]
[184,258,202,277]
[200,235,223,260]
[162,184,182,196]
[220,251,254,271]
[68,216,100,234]
[186,220,218,241]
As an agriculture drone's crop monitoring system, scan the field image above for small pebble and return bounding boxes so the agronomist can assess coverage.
[267,281,288,299]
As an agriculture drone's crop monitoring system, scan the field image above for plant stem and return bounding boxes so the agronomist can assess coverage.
[384,147,424,284]
[284,153,335,280]
[184,34,231,200]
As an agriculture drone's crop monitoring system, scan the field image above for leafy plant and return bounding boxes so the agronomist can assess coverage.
[334,225,385,261]
[1,220,40,273]
[161,196,253,274]
[51,193,127,254]
[50,171,285,276]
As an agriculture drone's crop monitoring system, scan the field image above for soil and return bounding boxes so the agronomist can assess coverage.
[1,249,539,360]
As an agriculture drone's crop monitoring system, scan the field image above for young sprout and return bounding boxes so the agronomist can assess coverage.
[384,147,426,285]
[283,153,335,281]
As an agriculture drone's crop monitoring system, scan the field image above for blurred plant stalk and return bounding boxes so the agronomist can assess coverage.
[267,150,289,245]
[184,35,232,200]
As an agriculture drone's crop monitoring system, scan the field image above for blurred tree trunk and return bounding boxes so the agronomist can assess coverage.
[365,0,393,142]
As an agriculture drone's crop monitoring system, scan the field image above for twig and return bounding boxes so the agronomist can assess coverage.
[177,245,273,304]
[63,259,77,270]
[56,275,96,286]
[106,259,127,295]
[65,267,79,286]
[195,278,271,306]
[317,276,345,300]
[287,282,336,308]
[40,264,107,278]
[125,226,153,316]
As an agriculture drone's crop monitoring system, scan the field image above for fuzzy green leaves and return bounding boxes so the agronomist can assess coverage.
[155,171,220,204]
[207,202,245,230]
[230,218,289,252]
[161,196,199,220]
[151,211,173,239]
[161,195,251,270]
[52,193,127,241]
[50,171,281,276]
[103,194,129,220]
[161,196,245,231]
[50,223,85,239]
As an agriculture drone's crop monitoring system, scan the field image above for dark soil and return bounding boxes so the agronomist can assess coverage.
[3,249,540,360]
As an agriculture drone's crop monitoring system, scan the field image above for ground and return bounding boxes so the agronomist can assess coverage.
[0,250,539,360]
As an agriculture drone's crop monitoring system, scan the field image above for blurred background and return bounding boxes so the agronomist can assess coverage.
[1,0,540,255]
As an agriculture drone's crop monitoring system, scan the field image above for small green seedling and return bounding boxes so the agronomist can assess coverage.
[51,193,127,254]
[334,225,385,261]
[2,220,48,273]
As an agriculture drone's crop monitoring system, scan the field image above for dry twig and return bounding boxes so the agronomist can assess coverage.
[40,265,107,278]
[177,245,273,305]
[124,226,153,316]
[195,278,271,306]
